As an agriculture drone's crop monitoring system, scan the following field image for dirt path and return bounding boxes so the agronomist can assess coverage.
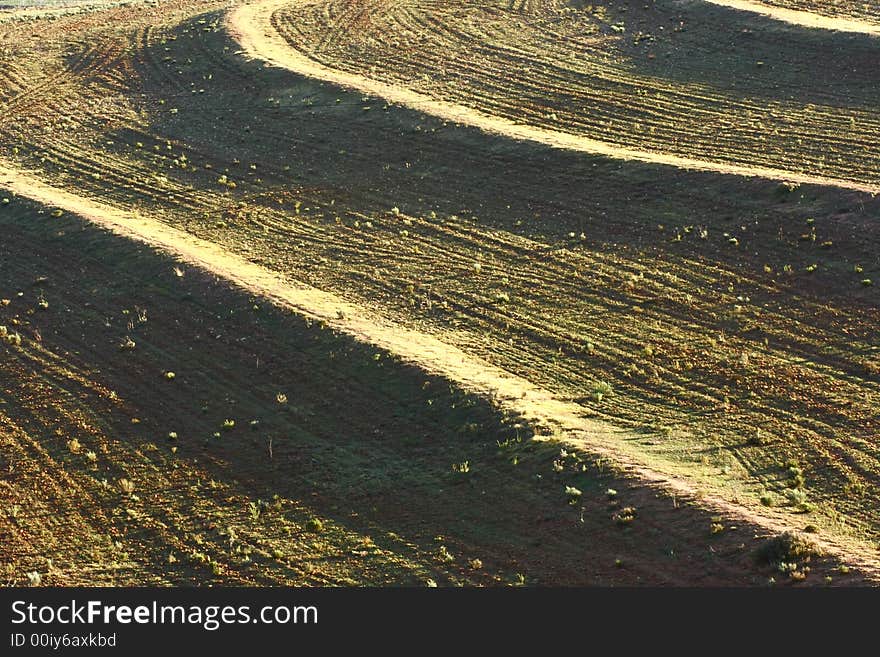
[227,0,880,195]
[3,158,879,580]
[701,0,880,35]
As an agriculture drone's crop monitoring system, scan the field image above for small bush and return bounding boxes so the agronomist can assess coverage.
[592,381,613,402]
[775,182,800,196]
[782,487,813,512]
[756,532,822,568]
[613,507,636,525]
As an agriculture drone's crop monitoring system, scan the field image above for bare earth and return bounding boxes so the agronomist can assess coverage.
[1,0,878,586]
[230,0,880,193]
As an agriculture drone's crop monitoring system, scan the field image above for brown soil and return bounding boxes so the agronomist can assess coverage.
[1,0,878,585]
[4,195,857,586]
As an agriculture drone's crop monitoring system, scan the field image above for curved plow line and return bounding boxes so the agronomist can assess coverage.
[228,0,879,195]
[3,158,879,579]
[702,0,880,36]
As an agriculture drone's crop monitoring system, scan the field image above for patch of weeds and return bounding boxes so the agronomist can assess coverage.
[778,561,808,581]
[760,492,776,507]
[591,381,613,402]
[451,460,470,474]
[189,551,210,566]
[786,463,806,489]
[775,181,800,196]
[844,481,867,498]
[497,432,525,465]
[756,532,822,581]
[649,423,674,437]
[437,545,454,563]
[782,488,814,513]
[613,507,636,525]
[0,325,22,346]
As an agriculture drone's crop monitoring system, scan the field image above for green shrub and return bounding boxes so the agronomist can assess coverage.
[756,532,822,568]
